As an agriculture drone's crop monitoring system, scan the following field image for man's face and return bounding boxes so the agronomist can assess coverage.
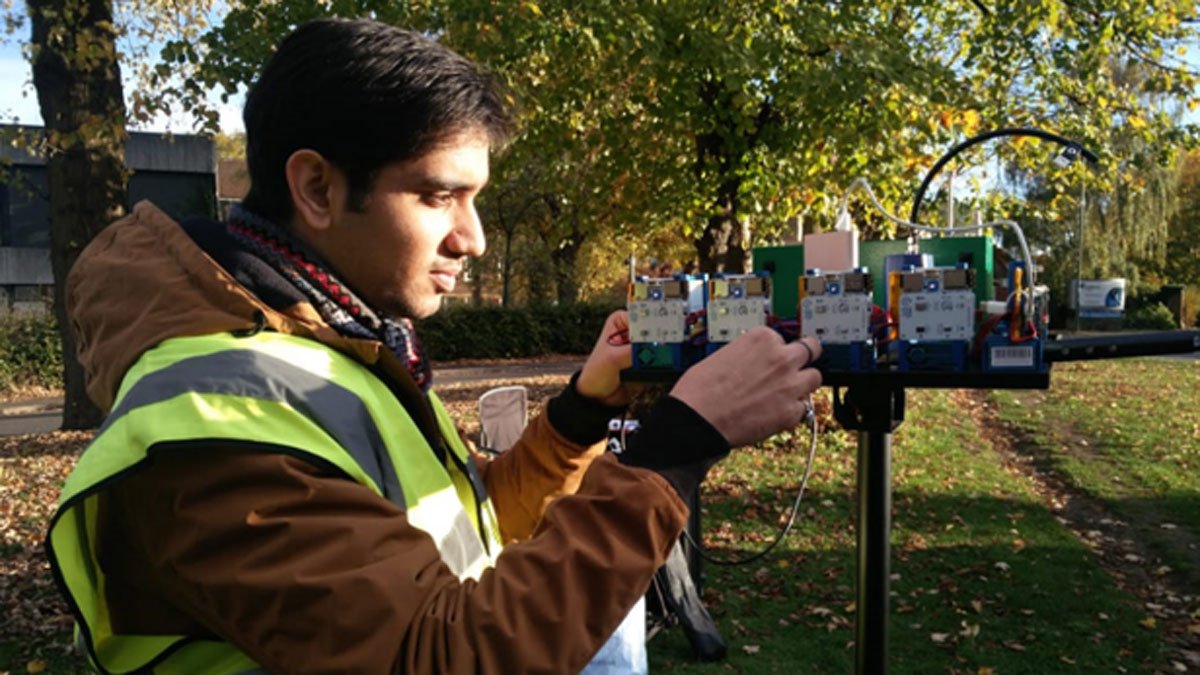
[314,132,490,319]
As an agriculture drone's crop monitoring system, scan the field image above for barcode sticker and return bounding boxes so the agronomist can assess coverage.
[991,345,1035,368]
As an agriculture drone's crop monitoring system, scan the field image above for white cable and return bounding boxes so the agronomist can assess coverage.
[684,395,819,567]
[835,178,1036,294]
[834,208,853,233]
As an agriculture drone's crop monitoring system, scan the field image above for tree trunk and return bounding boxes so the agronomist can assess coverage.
[29,0,128,430]
[695,184,749,274]
[467,257,485,306]
[691,75,772,276]
[501,229,514,307]
[551,237,582,305]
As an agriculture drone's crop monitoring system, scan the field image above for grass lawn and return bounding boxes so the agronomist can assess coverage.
[990,359,1200,583]
[2,362,1197,673]
[646,386,1180,674]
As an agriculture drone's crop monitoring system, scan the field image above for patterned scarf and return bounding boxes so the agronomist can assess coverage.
[227,204,433,391]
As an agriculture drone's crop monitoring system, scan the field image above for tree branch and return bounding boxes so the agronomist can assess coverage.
[1124,41,1200,78]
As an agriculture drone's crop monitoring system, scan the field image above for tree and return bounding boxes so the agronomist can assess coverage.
[27,0,128,429]
[188,1,1198,290]
[12,0,219,428]
[1135,149,1200,290]
[1164,151,1200,286]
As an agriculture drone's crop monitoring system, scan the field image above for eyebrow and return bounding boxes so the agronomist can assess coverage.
[411,177,488,193]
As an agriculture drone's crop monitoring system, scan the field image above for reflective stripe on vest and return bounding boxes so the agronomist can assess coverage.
[46,331,503,674]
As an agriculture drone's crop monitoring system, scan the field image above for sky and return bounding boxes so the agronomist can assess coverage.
[0,35,245,135]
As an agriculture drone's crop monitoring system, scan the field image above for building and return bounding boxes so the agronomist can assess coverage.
[217,157,250,218]
[0,126,217,313]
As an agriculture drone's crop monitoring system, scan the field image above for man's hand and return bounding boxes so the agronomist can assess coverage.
[575,310,634,408]
[670,327,822,448]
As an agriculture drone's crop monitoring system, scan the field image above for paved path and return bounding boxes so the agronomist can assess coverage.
[0,360,585,437]
[0,397,63,436]
[437,359,582,384]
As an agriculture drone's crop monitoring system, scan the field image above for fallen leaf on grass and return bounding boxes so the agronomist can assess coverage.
[930,632,951,644]
[742,645,760,655]
[2,431,92,665]
[1139,617,1157,630]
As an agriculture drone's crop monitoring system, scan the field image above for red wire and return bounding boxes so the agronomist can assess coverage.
[972,313,1008,359]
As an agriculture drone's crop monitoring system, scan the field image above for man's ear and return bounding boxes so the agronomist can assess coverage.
[284,149,345,232]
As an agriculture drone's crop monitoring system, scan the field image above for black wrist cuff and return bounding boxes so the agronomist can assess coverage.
[618,395,729,471]
[654,460,714,504]
[546,371,627,445]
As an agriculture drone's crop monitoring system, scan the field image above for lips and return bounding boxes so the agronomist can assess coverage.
[431,269,460,293]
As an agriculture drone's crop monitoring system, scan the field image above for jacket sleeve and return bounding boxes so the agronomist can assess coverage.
[479,373,625,542]
[106,447,687,675]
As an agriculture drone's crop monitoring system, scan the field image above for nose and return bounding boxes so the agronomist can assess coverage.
[446,201,486,258]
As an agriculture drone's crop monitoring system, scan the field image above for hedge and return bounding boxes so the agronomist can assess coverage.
[0,304,620,395]
[1123,302,1178,331]
[415,303,620,360]
[0,312,63,391]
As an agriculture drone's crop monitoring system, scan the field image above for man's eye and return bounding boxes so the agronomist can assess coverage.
[423,192,454,207]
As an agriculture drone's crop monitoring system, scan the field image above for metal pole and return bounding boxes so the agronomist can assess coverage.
[687,486,704,592]
[945,168,956,231]
[1075,185,1086,333]
[856,427,892,675]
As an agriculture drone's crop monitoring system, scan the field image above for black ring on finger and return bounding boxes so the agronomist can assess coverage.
[797,340,814,369]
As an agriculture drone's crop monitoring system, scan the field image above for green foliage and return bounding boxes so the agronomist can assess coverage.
[1123,302,1178,330]
[415,303,618,360]
[1162,150,1200,285]
[173,2,1199,295]
[213,131,245,160]
[1124,279,1161,310]
[0,313,63,391]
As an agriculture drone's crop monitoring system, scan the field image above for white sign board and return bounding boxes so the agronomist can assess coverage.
[1072,279,1126,317]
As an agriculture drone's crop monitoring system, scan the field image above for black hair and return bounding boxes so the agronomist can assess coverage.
[241,18,513,222]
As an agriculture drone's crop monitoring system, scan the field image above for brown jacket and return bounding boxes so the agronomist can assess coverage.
[67,202,689,674]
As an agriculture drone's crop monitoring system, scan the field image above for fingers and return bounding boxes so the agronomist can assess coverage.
[801,336,822,365]
[780,360,823,398]
[600,310,631,348]
[779,335,822,370]
[603,310,629,334]
[796,363,823,395]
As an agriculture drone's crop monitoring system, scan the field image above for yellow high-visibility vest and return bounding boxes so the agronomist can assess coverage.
[47,331,503,674]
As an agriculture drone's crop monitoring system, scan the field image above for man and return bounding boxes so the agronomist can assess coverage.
[47,18,823,674]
